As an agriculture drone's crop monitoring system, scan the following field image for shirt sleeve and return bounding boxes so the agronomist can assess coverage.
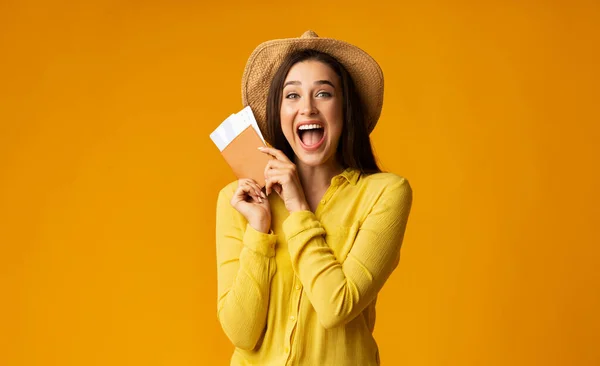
[282,177,413,329]
[215,185,278,350]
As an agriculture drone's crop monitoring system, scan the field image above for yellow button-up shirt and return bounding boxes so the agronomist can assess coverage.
[216,167,413,365]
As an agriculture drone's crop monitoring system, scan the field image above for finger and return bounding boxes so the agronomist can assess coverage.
[239,180,261,202]
[252,181,267,199]
[233,180,261,207]
[264,159,293,178]
[265,168,296,185]
[265,174,286,197]
[234,187,256,204]
[265,176,271,196]
[266,172,292,186]
[249,181,266,201]
[235,180,250,198]
[265,158,291,169]
[245,180,263,201]
[264,176,279,197]
[258,146,290,162]
[265,166,295,183]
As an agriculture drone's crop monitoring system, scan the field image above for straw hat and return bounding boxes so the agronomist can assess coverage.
[241,30,384,137]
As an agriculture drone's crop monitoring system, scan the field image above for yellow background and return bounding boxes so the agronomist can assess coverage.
[1,0,599,365]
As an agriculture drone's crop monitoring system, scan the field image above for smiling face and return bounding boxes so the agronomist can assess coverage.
[280,60,344,168]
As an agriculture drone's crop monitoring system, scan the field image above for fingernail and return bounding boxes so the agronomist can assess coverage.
[258,147,264,150]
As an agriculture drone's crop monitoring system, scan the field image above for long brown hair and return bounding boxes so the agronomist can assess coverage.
[265,49,382,174]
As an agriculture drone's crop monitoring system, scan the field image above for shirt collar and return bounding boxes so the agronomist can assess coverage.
[336,167,361,186]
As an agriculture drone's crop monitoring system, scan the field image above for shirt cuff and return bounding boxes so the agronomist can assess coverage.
[243,223,277,257]
[282,210,324,240]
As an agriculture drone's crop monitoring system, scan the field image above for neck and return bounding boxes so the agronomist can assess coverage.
[294,158,345,197]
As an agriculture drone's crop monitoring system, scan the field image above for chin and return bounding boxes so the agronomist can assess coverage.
[295,155,325,167]
[292,147,335,168]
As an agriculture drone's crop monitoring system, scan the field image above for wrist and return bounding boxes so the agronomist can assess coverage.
[250,220,270,233]
[289,201,310,213]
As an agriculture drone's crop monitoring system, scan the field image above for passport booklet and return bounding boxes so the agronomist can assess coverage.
[210,106,272,188]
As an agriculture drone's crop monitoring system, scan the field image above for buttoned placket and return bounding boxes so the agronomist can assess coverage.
[284,173,347,364]
[283,277,303,365]
[315,175,344,217]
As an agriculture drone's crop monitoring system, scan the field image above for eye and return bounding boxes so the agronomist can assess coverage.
[285,93,299,99]
[316,91,332,98]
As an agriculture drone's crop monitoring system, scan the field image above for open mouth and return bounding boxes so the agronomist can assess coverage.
[297,123,325,150]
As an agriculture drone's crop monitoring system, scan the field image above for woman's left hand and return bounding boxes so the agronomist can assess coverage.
[259,147,310,213]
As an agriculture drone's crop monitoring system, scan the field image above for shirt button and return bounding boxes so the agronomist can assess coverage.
[290,315,296,321]
[295,284,302,290]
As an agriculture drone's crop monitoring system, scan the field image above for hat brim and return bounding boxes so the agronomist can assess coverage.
[241,35,384,138]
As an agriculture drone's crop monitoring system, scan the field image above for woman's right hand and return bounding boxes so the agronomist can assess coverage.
[230,179,271,233]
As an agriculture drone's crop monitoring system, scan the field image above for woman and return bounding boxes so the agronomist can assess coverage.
[216,30,413,365]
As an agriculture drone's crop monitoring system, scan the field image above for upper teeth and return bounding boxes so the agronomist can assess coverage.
[298,124,323,131]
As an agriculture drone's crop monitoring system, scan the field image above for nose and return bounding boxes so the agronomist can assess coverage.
[300,96,317,116]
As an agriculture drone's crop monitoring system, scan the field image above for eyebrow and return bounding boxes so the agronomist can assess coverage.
[283,80,336,88]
